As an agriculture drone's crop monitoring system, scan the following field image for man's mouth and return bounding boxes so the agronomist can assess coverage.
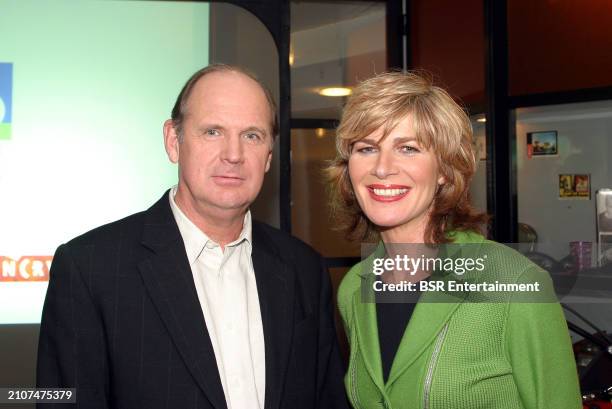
[212,175,245,185]
[212,171,245,178]
[367,184,410,202]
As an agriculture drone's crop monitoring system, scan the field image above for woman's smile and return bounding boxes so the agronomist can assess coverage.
[367,184,410,202]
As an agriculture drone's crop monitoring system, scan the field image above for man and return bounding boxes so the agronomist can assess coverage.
[37,64,348,409]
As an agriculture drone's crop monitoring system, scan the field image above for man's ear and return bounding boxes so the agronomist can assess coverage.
[264,150,272,173]
[163,119,180,163]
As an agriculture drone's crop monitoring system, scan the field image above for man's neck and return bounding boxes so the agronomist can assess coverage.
[174,192,246,248]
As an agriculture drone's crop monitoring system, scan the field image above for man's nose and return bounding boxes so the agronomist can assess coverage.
[372,150,397,179]
[220,134,245,164]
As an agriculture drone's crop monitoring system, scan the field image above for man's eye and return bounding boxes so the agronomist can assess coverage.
[244,133,263,142]
[205,129,220,136]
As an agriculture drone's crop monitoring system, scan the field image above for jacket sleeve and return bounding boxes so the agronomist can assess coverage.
[37,244,110,409]
[504,266,582,409]
[315,256,350,409]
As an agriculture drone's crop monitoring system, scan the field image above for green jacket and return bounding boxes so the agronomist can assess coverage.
[337,231,582,409]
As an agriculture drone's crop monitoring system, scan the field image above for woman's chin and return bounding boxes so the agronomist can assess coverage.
[369,216,405,230]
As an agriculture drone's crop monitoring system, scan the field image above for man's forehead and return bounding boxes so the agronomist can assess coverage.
[193,70,266,99]
[185,71,270,115]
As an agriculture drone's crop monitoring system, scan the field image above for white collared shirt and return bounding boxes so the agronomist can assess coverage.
[169,187,265,409]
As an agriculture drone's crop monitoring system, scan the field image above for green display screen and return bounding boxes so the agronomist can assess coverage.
[0,0,210,323]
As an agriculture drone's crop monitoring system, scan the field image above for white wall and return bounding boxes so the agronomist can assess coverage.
[469,103,612,336]
[516,100,612,260]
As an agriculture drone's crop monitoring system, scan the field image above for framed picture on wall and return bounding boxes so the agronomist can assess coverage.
[527,130,558,157]
[558,174,590,199]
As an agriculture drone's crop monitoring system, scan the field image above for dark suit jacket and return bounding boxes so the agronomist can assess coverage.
[37,192,348,409]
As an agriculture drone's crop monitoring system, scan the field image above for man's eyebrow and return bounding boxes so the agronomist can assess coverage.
[242,126,268,136]
[197,124,269,137]
[198,123,227,132]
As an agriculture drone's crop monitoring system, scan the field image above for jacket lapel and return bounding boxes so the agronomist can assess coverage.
[137,192,227,409]
[251,223,295,409]
[385,290,464,387]
[386,242,472,387]
[351,242,470,391]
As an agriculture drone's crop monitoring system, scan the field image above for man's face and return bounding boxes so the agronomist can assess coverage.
[164,71,273,219]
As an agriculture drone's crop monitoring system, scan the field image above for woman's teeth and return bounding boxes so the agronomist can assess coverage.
[373,188,408,196]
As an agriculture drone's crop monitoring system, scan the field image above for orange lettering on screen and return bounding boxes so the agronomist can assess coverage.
[0,256,52,282]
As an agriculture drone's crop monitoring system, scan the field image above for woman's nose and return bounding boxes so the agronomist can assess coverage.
[372,150,396,179]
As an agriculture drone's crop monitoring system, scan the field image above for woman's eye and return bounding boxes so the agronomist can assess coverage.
[399,145,419,154]
[355,145,376,154]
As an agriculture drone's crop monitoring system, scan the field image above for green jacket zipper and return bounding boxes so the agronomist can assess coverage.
[350,335,363,409]
[422,323,449,409]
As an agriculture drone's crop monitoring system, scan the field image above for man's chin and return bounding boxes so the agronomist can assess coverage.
[209,198,252,212]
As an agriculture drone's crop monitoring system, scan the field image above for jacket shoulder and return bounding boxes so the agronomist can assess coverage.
[450,231,540,283]
[476,239,543,282]
[64,191,171,248]
[64,210,147,248]
[338,262,362,303]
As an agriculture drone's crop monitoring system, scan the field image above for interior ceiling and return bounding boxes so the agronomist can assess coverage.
[290,1,386,120]
[291,1,384,32]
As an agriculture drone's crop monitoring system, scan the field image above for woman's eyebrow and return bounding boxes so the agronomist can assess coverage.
[392,136,417,143]
[354,138,378,145]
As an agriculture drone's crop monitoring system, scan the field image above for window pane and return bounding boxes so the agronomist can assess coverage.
[470,116,488,215]
[290,1,386,119]
[209,2,280,227]
[516,100,612,261]
[291,128,361,257]
[509,0,612,95]
[410,0,485,110]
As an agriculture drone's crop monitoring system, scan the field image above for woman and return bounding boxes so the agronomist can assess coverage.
[328,71,581,409]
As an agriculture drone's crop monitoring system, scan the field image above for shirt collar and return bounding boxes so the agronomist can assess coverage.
[168,186,252,265]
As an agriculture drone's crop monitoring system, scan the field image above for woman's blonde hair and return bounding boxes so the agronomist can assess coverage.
[326,70,487,243]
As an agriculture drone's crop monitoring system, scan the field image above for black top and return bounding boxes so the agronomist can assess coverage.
[375,278,426,383]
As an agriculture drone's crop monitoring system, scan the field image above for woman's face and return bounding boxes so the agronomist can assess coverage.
[348,115,445,239]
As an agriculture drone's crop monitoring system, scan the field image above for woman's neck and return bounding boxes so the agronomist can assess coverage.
[380,218,428,244]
